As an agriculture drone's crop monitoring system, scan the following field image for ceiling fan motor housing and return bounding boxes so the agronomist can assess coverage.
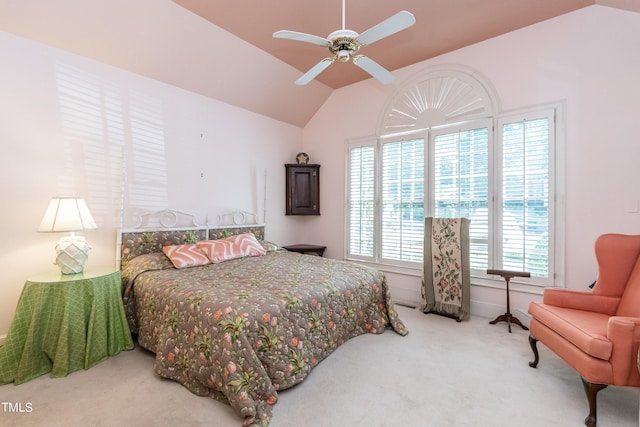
[328,29,360,61]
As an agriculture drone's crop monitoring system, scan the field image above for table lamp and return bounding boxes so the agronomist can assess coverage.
[38,197,98,274]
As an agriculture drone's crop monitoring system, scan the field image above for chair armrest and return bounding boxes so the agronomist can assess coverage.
[542,288,619,315]
[607,316,640,385]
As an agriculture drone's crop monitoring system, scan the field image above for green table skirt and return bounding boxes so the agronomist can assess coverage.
[0,269,134,385]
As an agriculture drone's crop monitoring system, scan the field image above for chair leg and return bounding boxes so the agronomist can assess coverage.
[581,377,607,427]
[528,334,539,368]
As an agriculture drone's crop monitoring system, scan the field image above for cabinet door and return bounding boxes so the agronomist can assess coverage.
[286,164,320,215]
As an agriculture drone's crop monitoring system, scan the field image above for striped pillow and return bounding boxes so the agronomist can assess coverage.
[235,233,267,257]
[162,244,210,268]
[197,233,266,263]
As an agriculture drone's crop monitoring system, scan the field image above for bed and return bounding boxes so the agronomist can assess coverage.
[119,212,408,426]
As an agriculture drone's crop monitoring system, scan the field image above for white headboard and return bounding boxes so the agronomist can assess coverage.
[116,209,265,269]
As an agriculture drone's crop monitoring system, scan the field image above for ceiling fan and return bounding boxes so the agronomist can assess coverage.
[273,0,416,85]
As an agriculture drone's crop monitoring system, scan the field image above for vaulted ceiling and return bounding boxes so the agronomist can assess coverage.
[174,0,602,90]
[0,1,637,127]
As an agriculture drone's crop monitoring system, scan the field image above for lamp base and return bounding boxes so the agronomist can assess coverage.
[55,235,91,274]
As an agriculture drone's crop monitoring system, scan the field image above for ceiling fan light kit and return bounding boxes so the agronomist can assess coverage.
[273,1,415,85]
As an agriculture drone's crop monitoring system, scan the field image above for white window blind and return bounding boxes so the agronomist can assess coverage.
[500,113,553,278]
[381,138,425,264]
[345,105,559,288]
[347,144,375,259]
[433,125,490,272]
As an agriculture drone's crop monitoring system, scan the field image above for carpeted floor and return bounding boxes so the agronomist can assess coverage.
[0,305,637,426]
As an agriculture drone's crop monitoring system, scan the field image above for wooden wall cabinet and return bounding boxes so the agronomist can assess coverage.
[285,164,320,215]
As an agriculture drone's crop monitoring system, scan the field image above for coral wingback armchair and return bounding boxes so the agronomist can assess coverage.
[528,234,640,427]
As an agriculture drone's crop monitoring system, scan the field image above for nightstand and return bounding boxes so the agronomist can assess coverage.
[283,244,326,257]
[0,267,133,385]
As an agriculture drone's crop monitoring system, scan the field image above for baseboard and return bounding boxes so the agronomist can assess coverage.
[470,301,532,327]
[389,287,421,308]
[469,299,509,320]
[395,301,418,309]
[389,285,532,326]
[513,309,532,328]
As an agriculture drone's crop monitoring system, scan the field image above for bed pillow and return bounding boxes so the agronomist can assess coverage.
[197,233,266,263]
[162,244,210,269]
[197,237,242,263]
[235,233,267,256]
[258,239,282,252]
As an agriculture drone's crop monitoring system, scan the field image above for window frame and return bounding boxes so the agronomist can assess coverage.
[430,119,493,277]
[494,106,560,288]
[378,135,426,268]
[345,136,379,264]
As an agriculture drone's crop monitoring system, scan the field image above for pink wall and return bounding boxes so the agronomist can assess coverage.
[0,32,304,337]
[303,6,640,317]
[1,5,639,338]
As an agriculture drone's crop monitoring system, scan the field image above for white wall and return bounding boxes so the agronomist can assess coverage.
[303,6,640,318]
[0,31,305,338]
[0,0,332,128]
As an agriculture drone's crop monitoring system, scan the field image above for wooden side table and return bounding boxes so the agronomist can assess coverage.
[283,244,326,257]
[487,269,530,333]
[0,268,134,385]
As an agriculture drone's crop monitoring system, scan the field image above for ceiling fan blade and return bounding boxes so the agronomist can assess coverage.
[273,30,329,46]
[295,58,334,85]
[353,55,395,84]
[356,11,416,46]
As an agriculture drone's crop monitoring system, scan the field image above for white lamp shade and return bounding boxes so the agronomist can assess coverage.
[38,198,98,233]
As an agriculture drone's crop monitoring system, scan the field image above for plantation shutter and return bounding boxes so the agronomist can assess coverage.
[381,138,425,264]
[500,113,553,278]
[347,144,375,259]
[433,125,490,271]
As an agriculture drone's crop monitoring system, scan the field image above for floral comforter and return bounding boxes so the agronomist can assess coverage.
[122,250,407,426]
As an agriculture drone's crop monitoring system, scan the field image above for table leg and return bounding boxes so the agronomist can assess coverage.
[489,276,529,333]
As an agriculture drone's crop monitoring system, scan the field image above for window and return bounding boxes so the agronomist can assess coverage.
[345,66,562,287]
[381,138,425,264]
[433,123,490,272]
[348,143,375,259]
[498,110,555,284]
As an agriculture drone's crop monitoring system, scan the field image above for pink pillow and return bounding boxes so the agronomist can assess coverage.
[197,237,241,263]
[197,233,266,263]
[235,233,267,257]
[162,244,210,268]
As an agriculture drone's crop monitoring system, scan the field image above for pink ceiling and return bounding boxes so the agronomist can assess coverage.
[172,0,604,89]
[2,1,637,127]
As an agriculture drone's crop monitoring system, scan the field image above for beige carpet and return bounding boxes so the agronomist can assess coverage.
[0,305,637,426]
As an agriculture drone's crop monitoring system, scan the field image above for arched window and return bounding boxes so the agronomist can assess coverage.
[379,66,497,136]
[346,65,562,287]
